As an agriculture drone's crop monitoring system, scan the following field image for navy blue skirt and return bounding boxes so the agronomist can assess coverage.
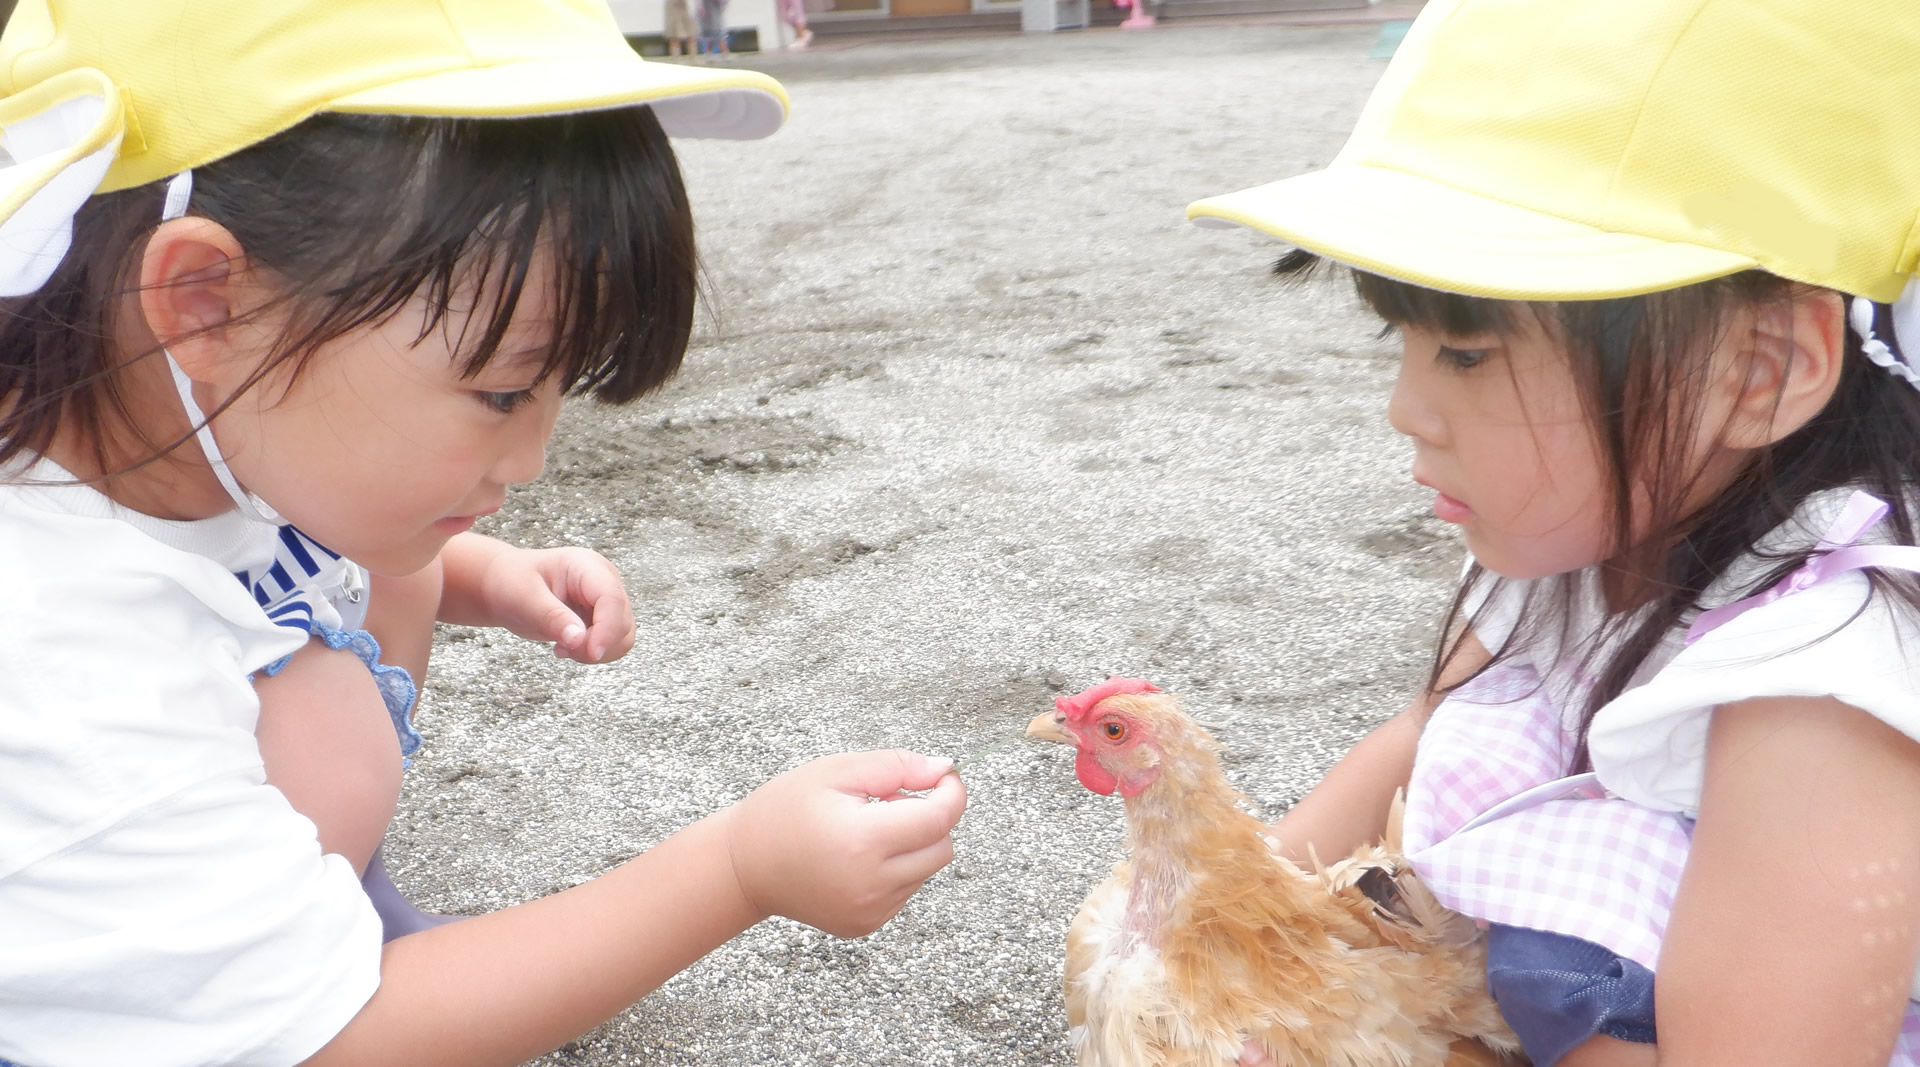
[1487,923,1658,1066]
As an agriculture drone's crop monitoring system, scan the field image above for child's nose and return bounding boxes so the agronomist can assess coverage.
[494,441,546,486]
[1386,355,1446,446]
[491,415,551,486]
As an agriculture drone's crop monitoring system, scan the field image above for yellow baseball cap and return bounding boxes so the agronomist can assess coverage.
[0,0,789,294]
[1188,0,1920,304]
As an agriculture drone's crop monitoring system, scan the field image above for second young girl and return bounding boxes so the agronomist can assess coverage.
[0,3,965,1065]
[1190,1,1920,1064]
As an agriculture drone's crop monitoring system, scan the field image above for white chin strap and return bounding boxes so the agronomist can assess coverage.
[1850,278,1920,393]
[160,170,284,525]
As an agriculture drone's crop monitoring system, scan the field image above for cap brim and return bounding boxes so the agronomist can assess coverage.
[331,56,788,140]
[1188,165,1758,300]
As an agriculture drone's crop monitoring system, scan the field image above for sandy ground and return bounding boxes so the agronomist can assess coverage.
[385,19,1465,1066]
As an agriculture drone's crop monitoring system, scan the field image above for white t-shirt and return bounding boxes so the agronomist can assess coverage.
[0,461,383,1067]
[1467,486,1920,818]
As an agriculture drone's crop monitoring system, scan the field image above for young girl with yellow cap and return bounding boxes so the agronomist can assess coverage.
[0,2,965,1065]
[1190,1,1920,1065]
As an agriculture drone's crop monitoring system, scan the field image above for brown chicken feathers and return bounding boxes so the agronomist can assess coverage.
[1027,678,1524,1067]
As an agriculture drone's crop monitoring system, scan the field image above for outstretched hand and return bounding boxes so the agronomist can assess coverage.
[476,545,636,664]
[724,750,968,937]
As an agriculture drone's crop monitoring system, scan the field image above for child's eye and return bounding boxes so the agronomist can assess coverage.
[477,390,534,414]
[1436,345,1491,370]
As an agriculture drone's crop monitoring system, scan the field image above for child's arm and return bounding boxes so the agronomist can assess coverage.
[1654,695,1920,1066]
[435,532,634,664]
[1267,629,1489,864]
[254,641,403,875]
[300,750,966,1067]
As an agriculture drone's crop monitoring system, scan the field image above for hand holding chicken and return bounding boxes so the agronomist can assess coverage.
[1028,678,1523,1067]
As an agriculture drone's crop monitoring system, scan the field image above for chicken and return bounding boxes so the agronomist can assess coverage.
[1027,677,1524,1067]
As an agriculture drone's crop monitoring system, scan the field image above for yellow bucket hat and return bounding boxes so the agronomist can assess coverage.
[0,0,789,295]
[1187,0,1920,306]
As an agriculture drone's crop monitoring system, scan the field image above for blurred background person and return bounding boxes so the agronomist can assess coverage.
[779,0,814,50]
[664,0,698,56]
[697,0,731,58]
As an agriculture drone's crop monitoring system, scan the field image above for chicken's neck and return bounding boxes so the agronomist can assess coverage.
[1117,754,1269,945]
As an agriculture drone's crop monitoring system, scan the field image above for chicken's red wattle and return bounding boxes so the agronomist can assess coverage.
[1075,749,1119,795]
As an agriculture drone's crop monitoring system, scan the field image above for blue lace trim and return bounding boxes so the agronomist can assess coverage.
[261,622,422,760]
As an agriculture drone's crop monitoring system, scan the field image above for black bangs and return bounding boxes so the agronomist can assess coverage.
[190,108,695,404]
[1272,248,1518,337]
[426,109,695,403]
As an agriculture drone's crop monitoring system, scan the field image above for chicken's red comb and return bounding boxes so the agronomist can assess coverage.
[1056,676,1161,721]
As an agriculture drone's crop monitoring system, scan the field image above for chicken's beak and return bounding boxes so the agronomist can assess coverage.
[1026,710,1075,745]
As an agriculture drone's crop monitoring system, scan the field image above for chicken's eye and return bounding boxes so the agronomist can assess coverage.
[1102,721,1127,742]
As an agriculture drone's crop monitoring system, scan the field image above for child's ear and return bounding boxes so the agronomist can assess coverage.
[1719,287,1847,451]
[135,217,260,386]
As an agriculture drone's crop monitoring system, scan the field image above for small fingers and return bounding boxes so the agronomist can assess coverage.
[920,769,968,826]
[567,556,634,663]
[824,749,956,798]
[581,608,635,663]
[886,833,956,886]
[865,774,967,854]
[539,597,589,657]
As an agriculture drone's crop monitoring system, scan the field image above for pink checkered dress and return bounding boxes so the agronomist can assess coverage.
[1402,662,1690,973]
[1401,493,1920,1062]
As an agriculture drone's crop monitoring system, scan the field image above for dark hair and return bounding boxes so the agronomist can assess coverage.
[0,106,696,476]
[1275,248,1920,769]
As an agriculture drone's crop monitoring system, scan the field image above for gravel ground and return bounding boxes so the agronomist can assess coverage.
[384,19,1464,1066]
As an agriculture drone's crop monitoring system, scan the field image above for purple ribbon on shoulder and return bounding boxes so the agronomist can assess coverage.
[1686,491,1920,644]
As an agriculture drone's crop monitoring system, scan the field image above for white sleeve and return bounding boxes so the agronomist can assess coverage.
[0,529,382,1067]
[1589,569,1920,817]
[0,784,384,1067]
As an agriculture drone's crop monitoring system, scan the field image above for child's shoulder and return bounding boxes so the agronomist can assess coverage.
[0,459,304,668]
[1591,484,1920,814]
[1705,484,1920,598]
[3,458,268,578]
[1464,484,1920,646]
